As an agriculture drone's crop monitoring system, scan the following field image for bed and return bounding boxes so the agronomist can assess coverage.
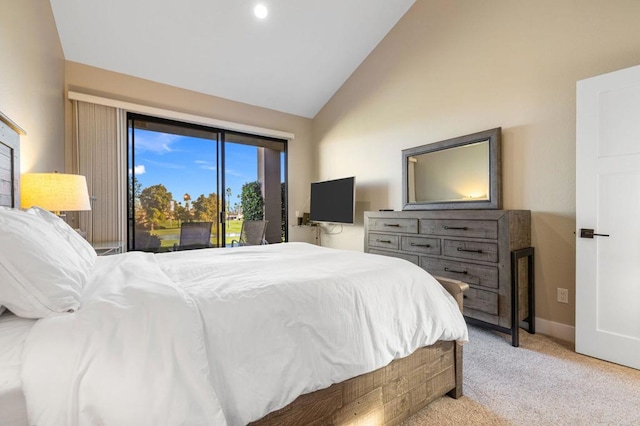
[0,120,468,425]
[0,313,36,426]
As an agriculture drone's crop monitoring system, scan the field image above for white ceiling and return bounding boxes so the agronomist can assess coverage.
[50,0,415,118]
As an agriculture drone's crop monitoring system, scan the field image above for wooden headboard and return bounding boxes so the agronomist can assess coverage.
[0,111,25,208]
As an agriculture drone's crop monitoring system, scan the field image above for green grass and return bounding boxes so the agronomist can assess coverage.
[151,219,243,248]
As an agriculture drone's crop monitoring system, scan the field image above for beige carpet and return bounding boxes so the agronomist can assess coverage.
[403,325,640,425]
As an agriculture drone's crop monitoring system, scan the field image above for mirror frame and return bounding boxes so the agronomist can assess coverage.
[402,127,502,210]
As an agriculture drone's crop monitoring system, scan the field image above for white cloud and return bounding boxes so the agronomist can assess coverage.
[134,132,180,154]
[195,160,217,172]
[225,168,249,179]
[128,165,146,175]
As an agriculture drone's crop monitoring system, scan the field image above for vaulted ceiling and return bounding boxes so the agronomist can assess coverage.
[50,0,415,118]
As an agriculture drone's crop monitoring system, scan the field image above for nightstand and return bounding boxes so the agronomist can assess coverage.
[92,241,124,256]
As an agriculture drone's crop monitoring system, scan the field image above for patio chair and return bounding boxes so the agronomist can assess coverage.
[173,221,213,251]
[231,220,268,246]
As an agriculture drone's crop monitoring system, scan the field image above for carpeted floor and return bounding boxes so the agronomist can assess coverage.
[403,325,640,425]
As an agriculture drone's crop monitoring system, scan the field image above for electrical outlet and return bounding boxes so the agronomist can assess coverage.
[557,288,569,304]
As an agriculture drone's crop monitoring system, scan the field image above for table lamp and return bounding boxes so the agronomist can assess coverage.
[20,172,91,216]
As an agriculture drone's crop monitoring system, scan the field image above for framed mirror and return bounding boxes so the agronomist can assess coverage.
[402,128,501,210]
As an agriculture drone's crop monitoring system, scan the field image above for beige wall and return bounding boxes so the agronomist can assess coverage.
[0,0,65,173]
[64,62,316,243]
[9,0,640,329]
[313,0,640,328]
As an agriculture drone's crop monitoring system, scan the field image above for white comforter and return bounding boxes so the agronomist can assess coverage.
[21,242,468,425]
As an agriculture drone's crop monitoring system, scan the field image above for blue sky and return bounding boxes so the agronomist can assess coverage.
[130,129,258,209]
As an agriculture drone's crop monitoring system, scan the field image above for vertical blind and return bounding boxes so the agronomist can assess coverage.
[72,101,127,246]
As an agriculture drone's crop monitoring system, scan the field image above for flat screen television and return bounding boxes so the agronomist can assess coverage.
[309,176,355,224]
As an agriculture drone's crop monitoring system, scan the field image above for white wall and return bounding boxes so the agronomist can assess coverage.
[9,0,640,329]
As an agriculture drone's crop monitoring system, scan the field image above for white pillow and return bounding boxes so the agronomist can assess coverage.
[0,208,90,318]
[0,306,5,316]
[25,206,97,269]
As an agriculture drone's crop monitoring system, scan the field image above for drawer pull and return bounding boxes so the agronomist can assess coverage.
[457,247,483,253]
[376,239,392,244]
[444,267,468,275]
[410,243,430,247]
[444,226,468,230]
[383,223,401,227]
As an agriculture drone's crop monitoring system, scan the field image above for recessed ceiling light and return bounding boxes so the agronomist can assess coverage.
[254,4,268,19]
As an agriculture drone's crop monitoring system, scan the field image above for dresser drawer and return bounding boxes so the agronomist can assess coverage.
[368,218,418,234]
[365,209,532,346]
[419,219,498,239]
[421,257,498,289]
[368,233,400,250]
[368,249,419,265]
[463,287,499,316]
[401,236,441,255]
[443,239,498,263]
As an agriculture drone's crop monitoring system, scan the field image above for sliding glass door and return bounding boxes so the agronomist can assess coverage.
[127,113,287,252]
[128,114,222,252]
[224,132,287,245]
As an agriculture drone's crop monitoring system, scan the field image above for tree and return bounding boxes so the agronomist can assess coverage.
[183,193,191,212]
[139,184,173,231]
[192,193,220,222]
[240,181,264,221]
[225,187,232,217]
[174,202,191,223]
[134,201,149,229]
[129,175,143,219]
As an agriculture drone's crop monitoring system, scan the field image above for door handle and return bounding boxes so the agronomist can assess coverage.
[579,228,610,239]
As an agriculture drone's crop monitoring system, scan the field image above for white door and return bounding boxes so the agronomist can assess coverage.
[576,64,640,370]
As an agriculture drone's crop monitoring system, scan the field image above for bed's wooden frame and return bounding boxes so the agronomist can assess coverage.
[251,278,468,425]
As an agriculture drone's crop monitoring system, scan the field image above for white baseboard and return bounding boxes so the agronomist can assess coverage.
[535,318,575,343]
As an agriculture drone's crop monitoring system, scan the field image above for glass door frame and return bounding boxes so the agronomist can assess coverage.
[127,113,224,252]
[127,112,288,251]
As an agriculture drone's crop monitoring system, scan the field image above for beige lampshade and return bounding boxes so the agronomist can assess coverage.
[21,173,91,212]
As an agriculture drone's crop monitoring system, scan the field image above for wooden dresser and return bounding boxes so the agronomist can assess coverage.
[364,210,534,346]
